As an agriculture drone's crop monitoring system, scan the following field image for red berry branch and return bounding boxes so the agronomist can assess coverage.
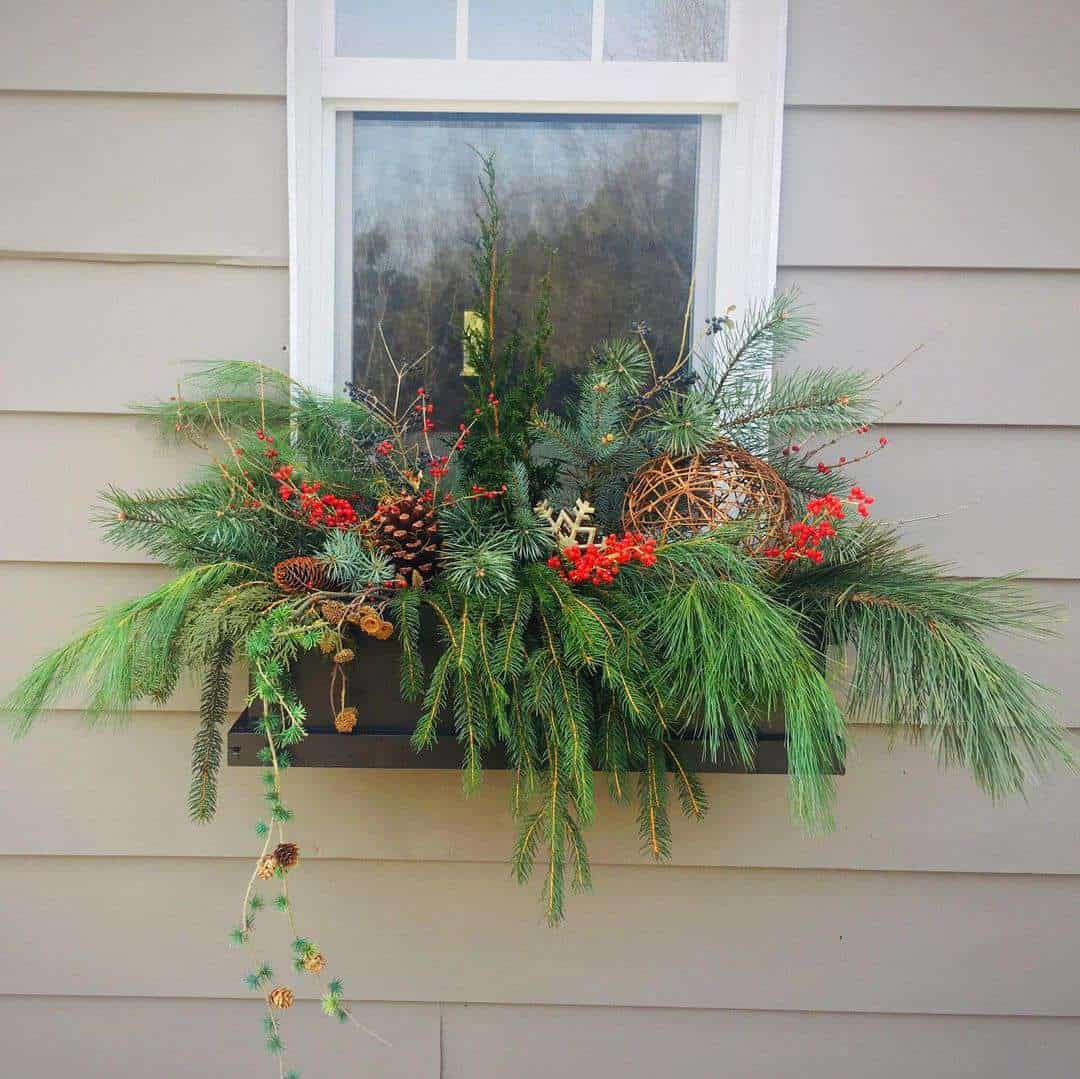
[548,533,658,587]
[763,487,875,564]
[271,465,358,530]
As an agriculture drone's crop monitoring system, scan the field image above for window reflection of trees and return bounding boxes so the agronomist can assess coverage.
[604,0,728,63]
[349,116,700,421]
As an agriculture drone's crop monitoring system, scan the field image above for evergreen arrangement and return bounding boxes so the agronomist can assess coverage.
[6,162,1072,1074]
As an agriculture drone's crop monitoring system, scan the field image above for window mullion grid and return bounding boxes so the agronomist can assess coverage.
[591,0,605,62]
[456,0,469,61]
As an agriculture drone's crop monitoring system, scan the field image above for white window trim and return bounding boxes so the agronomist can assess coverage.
[288,0,789,392]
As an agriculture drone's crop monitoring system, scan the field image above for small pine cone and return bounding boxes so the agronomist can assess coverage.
[256,855,278,880]
[345,603,377,627]
[303,951,327,974]
[273,842,300,870]
[273,556,329,594]
[267,986,295,1010]
[358,613,383,637]
[333,647,355,665]
[318,634,337,654]
[334,707,358,734]
[319,600,348,624]
[374,620,394,641]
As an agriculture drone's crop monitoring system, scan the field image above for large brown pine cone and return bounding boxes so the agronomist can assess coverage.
[370,491,440,584]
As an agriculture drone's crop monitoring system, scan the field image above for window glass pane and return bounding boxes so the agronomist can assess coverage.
[604,0,728,62]
[336,0,456,58]
[469,0,592,60]
[339,113,705,421]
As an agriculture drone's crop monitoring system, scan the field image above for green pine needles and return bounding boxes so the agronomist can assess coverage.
[2,158,1073,1074]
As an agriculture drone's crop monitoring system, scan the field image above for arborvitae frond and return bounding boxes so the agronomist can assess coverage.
[187,644,233,822]
[320,530,393,591]
[177,583,276,668]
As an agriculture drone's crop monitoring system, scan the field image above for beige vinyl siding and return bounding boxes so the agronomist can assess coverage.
[776,268,1080,427]
[4,1001,1077,1079]
[0,998,437,1078]
[2,714,1078,872]
[2,2,1079,1076]
[785,0,1080,108]
[6,858,1080,1014]
[0,95,287,260]
[0,1,286,96]
[0,260,288,413]
[441,1006,1080,1079]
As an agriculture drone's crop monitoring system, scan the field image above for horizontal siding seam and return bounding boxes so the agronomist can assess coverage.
[0,250,288,268]
[1,853,1078,881]
[0,87,284,103]
[779,264,1080,275]
[779,263,1080,273]
[784,103,1080,115]
[0,991,1078,1020]
[2,992,1079,1022]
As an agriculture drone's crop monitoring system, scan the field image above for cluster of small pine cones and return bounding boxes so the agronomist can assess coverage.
[319,599,393,640]
[256,842,300,879]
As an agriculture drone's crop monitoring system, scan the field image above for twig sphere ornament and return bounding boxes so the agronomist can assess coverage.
[622,441,790,550]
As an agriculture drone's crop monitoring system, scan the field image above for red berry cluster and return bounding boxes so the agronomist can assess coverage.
[428,454,450,480]
[453,423,471,451]
[413,389,436,434]
[271,465,358,530]
[255,428,279,460]
[547,533,658,587]
[764,487,874,564]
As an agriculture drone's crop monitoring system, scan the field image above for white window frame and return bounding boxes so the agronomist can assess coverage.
[288,0,790,392]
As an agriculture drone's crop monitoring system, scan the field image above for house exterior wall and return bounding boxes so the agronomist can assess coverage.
[2,2,1078,1075]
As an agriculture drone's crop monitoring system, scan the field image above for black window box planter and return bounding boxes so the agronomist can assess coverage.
[227,634,834,775]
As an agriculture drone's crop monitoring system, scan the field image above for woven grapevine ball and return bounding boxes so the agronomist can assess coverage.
[622,440,790,550]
